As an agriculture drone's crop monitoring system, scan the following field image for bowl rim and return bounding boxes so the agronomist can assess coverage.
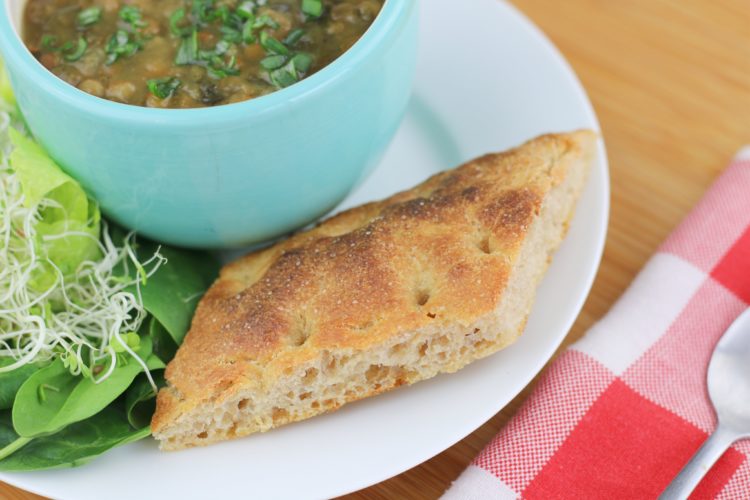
[0,0,409,126]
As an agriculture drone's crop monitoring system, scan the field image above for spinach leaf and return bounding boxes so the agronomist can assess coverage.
[107,226,218,346]
[0,412,30,460]
[0,412,18,449]
[0,404,150,471]
[0,359,43,409]
[125,370,165,429]
[12,337,159,437]
[133,243,219,346]
[149,316,178,363]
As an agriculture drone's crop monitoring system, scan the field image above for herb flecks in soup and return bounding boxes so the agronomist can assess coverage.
[23,0,383,108]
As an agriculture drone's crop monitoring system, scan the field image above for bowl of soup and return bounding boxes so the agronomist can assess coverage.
[0,0,417,247]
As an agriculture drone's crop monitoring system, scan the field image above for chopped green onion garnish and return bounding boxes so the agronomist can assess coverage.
[211,5,231,23]
[253,14,280,30]
[147,77,182,99]
[270,68,297,88]
[175,30,199,65]
[100,5,148,64]
[54,0,326,89]
[221,26,243,43]
[237,1,256,19]
[169,8,189,37]
[207,65,240,79]
[242,21,256,43]
[105,29,141,64]
[260,54,288,70]
[291,52,312,74]
[214,40,231,55]
[260,31,289,55]
[301,0,323,18]
[63,37,88,62]
[76,7,102,29]
[119,5,145,28]
[284,28,305,47]
[206,54,240,79]
[192,0,213,23]
[40,34,57,50]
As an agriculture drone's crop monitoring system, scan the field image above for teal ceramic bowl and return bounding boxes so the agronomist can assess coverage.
[0,0,417,248]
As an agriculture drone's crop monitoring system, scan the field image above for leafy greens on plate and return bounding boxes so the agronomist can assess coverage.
[0,69,219,470]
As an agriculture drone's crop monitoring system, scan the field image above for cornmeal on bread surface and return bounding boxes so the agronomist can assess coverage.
[152,130,597,450]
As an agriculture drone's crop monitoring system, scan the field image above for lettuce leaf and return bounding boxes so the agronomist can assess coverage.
[9,128,100,288]
[0,63,14,108]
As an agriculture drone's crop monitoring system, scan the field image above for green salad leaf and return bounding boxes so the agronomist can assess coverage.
[0,64,14,108]
[133,243,219,346]
[125,371,165,429]
[0,412,27,461]
[0,406,150,472]
[0,412,18,449]
[9,128,100,286]
[9,128,85,212]
[147,317,179,366]
[0,359,42,410]
[12,337,162,438]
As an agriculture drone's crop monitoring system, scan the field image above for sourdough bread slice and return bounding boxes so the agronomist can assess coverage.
[152,130,597,450]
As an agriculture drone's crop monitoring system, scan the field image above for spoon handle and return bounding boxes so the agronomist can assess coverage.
[660,424,739,500]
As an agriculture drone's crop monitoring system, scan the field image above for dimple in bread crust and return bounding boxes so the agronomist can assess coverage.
[152,130,597,450]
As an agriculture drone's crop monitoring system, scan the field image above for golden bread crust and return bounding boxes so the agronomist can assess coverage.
[152,130,596,442]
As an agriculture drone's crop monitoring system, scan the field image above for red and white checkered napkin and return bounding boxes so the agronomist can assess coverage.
[444,149,750,500]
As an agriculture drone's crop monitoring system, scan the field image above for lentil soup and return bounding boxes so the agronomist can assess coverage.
[22,0,384,108]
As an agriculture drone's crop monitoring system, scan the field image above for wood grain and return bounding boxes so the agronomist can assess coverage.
[3,0,749,498]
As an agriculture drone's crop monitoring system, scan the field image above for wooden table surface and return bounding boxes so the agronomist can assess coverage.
[4,0,750,499]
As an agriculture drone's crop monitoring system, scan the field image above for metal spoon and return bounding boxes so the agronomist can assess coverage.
[660,307,750,499]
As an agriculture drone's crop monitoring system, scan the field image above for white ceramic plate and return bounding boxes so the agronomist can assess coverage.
[0,1,609,498]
